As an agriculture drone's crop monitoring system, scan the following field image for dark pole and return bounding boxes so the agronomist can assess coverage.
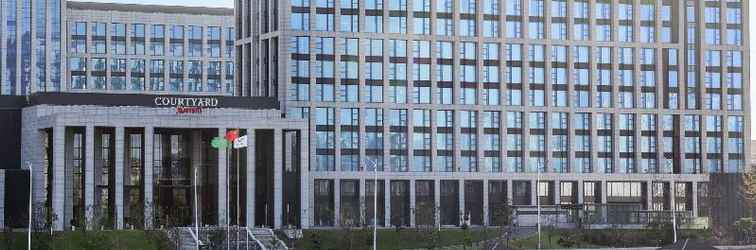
[226,146,230,250]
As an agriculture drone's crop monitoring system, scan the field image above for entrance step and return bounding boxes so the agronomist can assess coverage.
[172,226,286,250]
[249,228,288,250]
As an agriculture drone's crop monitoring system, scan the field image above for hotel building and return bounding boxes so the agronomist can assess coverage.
[236,0,750,228]
[0,0,751,231]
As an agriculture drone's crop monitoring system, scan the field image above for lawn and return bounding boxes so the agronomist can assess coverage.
[511,231,604,249]
[0,230,168,250]
[510,228,713,249]
[0,227,713,250]
[288,228,502,250]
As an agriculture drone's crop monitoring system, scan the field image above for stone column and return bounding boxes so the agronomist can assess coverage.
[218,128,228,226]
[384,180,390,227]
[459,180,465,226]
[576,181,584,225]
[506,180,513,206]
[646,180,653,211]
[692,182,699,217]
[143,127,154,229]
[84,126,95,230]
[334,178,341,227]
[409,179,416,227]
[300,129,310,228]
[191,131,203,226]
[246,130,256,227]
[483,179,489,226]
[114,127,125,229]
[273,129,283,228]
[601,180,608,224]
[434,179,441,227]
[554,181,561,206]
[530,179,537,206]
[29,129,49,205]
[52,126,65,230]
[309,178,315,228]
[669,181,676,213]
[358,178,365,228]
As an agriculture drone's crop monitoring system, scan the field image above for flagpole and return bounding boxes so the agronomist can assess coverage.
[236,144,240,249]
[537,168,541,250]
[671,182,678,243]
[373,162,377,250]
[363,156,378,250]
[27,162,33,250]
[227,146,230,250]
[194,167,199,250]
[358,136,379,250]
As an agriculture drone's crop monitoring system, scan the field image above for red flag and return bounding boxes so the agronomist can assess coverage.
[225,129,239,142]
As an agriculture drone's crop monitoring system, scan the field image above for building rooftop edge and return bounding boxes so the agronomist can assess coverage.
[67,1,233,16]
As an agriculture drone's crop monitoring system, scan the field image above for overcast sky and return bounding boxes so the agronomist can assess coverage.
[80,0,756,135]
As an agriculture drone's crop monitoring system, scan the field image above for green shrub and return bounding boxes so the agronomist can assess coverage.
[145,230,174,250]
[80,231,113,250]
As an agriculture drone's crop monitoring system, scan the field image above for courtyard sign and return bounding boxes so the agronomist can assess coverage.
[153,96,219,107]
[26,93,279,110]
[153,96,220,114]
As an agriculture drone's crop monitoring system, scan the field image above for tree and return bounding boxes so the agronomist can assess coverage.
[127,202,145,230]
[742,172,756,202]
[310,231,323,250]
[30,203,56,250]
[490,202,513,227]
[414,203,440,249]
[646,221,675,246]
[734,217,755,244]
[481,202,517,249]
[1,226,20,250]
[337,207,361,250]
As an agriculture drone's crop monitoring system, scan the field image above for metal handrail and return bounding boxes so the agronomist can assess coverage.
[274,240,289,250]
[186,227,201,247]
[245,227,268,250]
[261,228,288,250]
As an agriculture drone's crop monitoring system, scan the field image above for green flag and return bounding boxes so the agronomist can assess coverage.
[211,137,228,149]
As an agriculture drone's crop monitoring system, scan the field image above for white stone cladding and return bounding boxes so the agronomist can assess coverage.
[20,104,308,230]
[237,0,751,228]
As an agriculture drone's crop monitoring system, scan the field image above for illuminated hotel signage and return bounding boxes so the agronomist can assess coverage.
[153,97,220,114]
[153,96,220,108]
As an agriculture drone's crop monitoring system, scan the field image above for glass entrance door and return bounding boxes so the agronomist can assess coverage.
[154,131,193,226]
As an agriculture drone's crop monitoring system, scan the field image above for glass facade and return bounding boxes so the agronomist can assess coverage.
[236,0,751,226]
[66,7,234,94]
[1,0,62,95]
[250,0,749,178]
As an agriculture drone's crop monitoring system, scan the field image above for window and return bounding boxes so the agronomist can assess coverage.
[291,13,309,31]
[170,25,184,56]
[390,109,408,127]
[111,23,126,55]
[366,15,383,33]
[207,26,221,57]
[150,24,165,56]
[70,22,87,53]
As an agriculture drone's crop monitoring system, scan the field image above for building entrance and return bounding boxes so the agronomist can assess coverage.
[153,128,218,227]
[254,130,274,227]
